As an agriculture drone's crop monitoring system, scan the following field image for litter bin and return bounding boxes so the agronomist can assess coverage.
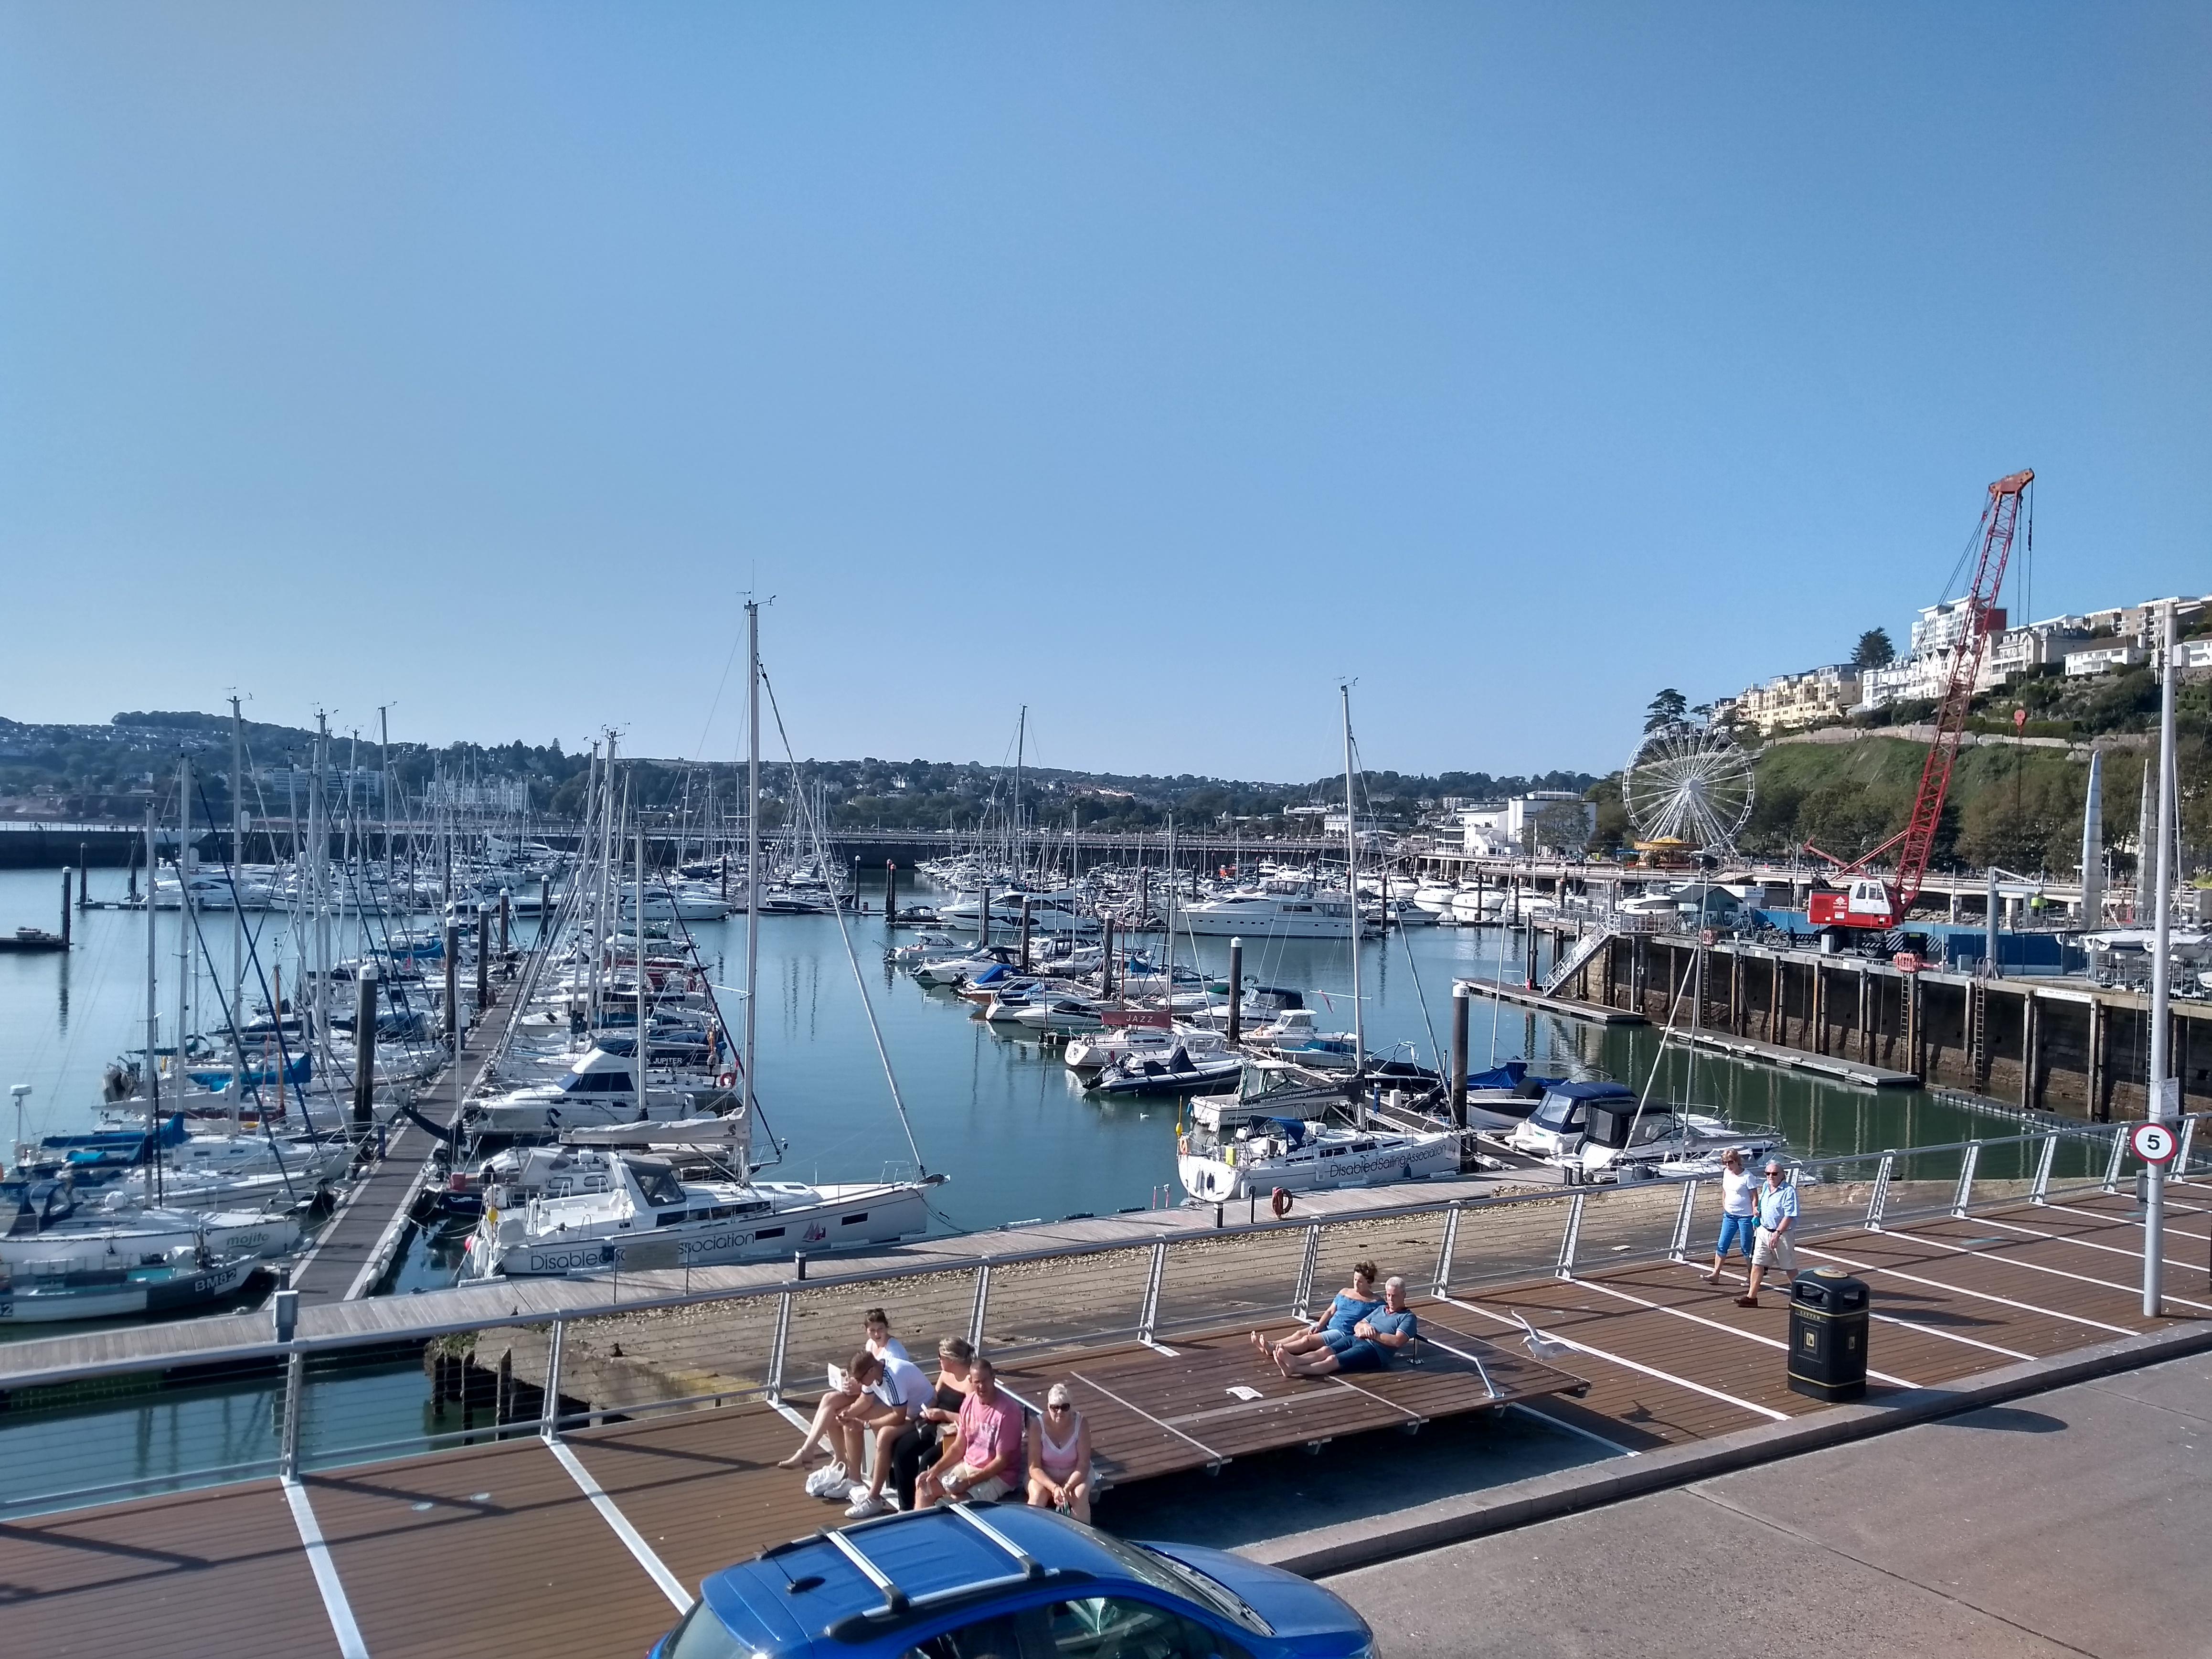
[1787,1267,1869,1403]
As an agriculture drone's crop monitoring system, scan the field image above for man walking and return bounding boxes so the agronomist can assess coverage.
[1737,1159,1797,1309]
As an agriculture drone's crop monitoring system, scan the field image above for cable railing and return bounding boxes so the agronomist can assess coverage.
[2,1110,2203,1517]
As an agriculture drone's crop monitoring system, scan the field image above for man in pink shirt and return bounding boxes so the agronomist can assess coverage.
[918,1357,1026,1505]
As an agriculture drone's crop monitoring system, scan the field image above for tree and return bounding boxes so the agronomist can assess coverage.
[1644,689,1689,733]
[1852,628,1896,670]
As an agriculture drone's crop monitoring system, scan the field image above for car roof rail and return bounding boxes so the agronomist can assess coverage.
[946,1500,1045,1581]
[821,1527,908,1614]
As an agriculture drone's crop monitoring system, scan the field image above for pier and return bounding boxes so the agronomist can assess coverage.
[5,1113,2208,1656]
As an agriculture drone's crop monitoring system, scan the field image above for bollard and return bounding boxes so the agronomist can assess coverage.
[1227,938,1243,1044]
[794,1250,808,1281]
[272,1287,299,1344]
[1450,983,1469,1129]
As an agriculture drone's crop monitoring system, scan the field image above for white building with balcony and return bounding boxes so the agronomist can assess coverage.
[2063,644,2149,678]
[1731,665,1862,733]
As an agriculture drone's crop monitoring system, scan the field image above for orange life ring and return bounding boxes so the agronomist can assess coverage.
[717,1070,737,1088]
[1270,1187,1292,1219]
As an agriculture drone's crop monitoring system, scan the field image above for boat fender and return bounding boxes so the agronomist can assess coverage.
[1270,1187,1292,1219]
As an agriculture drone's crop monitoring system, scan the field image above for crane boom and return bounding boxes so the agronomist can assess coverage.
[1809,468,2032,931]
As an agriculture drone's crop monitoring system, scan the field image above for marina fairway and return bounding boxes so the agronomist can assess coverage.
[4,1183,2206,1657]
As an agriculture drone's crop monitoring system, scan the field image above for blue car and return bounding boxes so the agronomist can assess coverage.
[650,1500,1373,1659]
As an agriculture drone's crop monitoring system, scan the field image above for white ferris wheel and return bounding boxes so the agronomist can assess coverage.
[1621,724,1755,853]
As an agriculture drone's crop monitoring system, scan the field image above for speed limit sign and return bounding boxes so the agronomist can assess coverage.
[2131,1122,2180,1165]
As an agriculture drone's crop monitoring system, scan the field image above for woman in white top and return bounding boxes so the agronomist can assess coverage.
[1703,1148,1757,1287]
[1027,1382,1092,1523]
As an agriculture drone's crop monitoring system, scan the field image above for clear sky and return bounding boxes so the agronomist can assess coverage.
[2,4,2206,782]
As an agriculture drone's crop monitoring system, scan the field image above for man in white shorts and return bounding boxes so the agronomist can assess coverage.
[1738,1159,1798,1308]
[918,1357,1026,1507]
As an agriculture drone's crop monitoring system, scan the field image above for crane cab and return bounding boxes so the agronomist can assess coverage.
[1809,877,1898,930]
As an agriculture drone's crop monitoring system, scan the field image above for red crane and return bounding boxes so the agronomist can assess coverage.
[1808,468,2033,931]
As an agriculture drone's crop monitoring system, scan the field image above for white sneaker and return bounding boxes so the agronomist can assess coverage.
[843,1491,892,1520]
[803,1462,847,1499]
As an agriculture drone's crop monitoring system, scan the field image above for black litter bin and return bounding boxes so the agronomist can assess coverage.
[1787,1267,1869,1402]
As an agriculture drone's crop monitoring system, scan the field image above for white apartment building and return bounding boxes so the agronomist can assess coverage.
[1731,665,1862,733]
[2063,644,2148,678]
[1460,792,1595,856]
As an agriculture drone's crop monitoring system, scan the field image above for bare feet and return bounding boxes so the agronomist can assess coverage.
[1271,1347,1291,1377]
[776,1449,818,1468]
[1248,1330,1265,1351]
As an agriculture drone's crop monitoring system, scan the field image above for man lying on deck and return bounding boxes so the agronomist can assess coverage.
[1253,1259,1380,1364]
[1275,1277,1417,1377]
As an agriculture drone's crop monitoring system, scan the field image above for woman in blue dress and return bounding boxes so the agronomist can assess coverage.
[1254,1260,1380,1363]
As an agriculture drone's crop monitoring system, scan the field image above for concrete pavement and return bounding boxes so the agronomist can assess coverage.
[1325,1350,2212,1658]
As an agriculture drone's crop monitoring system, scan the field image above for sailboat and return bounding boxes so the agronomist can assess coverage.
[457,603,940,1279]
[1176,689,1458,1201]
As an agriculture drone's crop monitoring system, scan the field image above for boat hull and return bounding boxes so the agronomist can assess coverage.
[1178,1134,1459,1201]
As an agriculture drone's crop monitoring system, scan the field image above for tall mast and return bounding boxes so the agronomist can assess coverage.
[146,796,161,1202]
[744,601,761,1124]
[378,705,392,895]
[600,734,617,1026]
[1014,705,1025,879]
[582,740,601,1017]
[230,697,245,1047]
[175,758,193,1168]
[313,713,332,1086]
[637,796,648,1116]
[1342,685,1364,1071]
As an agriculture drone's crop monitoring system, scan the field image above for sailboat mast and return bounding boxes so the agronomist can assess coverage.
[229,697,245,1048]
[1341,685,1364,1071]
[146,797,161,1203]
[1014,705,1025,880]
[637,801,648,1116]
[175,757,192,1164]
[744,601,761,1122]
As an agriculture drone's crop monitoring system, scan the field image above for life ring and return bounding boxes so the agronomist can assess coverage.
[718,1071,737,1088]
[1270,1187,1293,1219]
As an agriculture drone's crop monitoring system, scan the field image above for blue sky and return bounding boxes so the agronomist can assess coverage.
[2,4,2206,782]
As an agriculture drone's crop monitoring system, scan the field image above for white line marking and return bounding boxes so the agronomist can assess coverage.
[1965,1215,2207,1276]
[2039,1199,2212,1244]
[1795,1246,2137,1338]
[1431,1295,1789,1423]
[1325,1374,1425,1421]
[1654,1259,2031,1362]
[1068,1371,1228,1463]
[1569,1275,1920,1389]
[546,1438,693,1612]
[282,1478,371,1659]
[1504,1400,1641,1457]
[1898,1225,2212,1313]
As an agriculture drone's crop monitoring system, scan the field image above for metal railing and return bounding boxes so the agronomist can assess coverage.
[3,1111,2205,1517]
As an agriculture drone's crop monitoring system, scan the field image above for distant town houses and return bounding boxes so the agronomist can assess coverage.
[1721,591,2209,731]
[1457,791,1596,856]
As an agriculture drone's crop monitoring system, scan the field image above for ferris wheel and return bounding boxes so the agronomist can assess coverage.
[1622,724,1755,853]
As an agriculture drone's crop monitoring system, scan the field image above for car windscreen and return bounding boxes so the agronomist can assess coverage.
[1077,1534,1274,1636]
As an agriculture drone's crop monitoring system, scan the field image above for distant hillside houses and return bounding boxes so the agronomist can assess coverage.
[1458,792,1596,856]
[1720,592,2211,734]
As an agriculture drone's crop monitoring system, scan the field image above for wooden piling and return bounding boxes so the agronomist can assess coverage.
[476,905,490,1016]
[1450,983,1469,1129]
[884,861,898,926]
[60,869,71,946]
[1226,938,1243,1044]
[1019,897,1032,972]
[76,845,88,907]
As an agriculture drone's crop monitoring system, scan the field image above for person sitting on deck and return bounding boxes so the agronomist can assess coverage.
[1253,1260,1380,1363]
[840,1347,936,1518]
[1275,1277,1418,1376]
[917,1356,1027,1507]
[888,1336,973,1515]
[1026,1382,1093,1523]
[777,1307,914,1479]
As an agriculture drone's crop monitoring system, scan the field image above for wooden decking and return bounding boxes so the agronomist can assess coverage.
[4,1190,2205,1657]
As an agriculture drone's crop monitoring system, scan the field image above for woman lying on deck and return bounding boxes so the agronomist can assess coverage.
[1274,1277,1417,1376]
[1252,1260,1380,1364]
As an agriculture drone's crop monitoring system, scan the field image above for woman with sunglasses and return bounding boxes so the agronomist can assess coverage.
[1026,1382,1092,1523]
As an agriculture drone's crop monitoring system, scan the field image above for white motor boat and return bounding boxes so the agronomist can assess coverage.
[457,1121,932,1279]
[1062,1022,1226,1074]
[1177,1114,1457,1202]
[465,1045,735,1135]
[1573,1098,1787,1185]
[1178,883,1357,940]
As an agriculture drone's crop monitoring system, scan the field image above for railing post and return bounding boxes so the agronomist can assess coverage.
[1292,1224,1322,1319]
[1866,1154,1894,1232]
[1951,1142,1981,1218]
[1555,1191,1585,1279]
[1668,1180,1699,1263]
[968,1263,993,1353]
[2029,1133,2059,1205]
[2178,1116,2199,1179]
[766,1290,792,1402]
[277,1350,305,1481]
[2102,1124,2128,1194]
[1137,1240,1167,1344]
[539,1319,565,1441]
[1433,1202,1462,1298]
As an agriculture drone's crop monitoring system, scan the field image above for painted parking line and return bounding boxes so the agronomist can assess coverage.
[545,1437,693,1613]
[1658,1259,2033,1362]
[1569,1275,1921,1388]
[1432,1294,1789,1423]
[2039,1198,2212,1244]
[1893,1226,2212,1315]
[283,1478,372,1659]
[1795,1245,2138,1338]
[1966,1214,2207,1276]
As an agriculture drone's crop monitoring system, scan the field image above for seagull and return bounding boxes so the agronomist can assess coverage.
[1512,1311,1575,1362]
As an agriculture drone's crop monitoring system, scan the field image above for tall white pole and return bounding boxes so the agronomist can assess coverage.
[1342,685,1364,1071]
[230,697,246,1043]
[146,799,161,1202]
[744,602,760,1124]
[2145,604,2179,1317]
[637,804,649,1115]
[176,759,193,1124]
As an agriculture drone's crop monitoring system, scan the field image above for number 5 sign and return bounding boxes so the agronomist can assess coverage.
[2131,1121,2179,1166]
